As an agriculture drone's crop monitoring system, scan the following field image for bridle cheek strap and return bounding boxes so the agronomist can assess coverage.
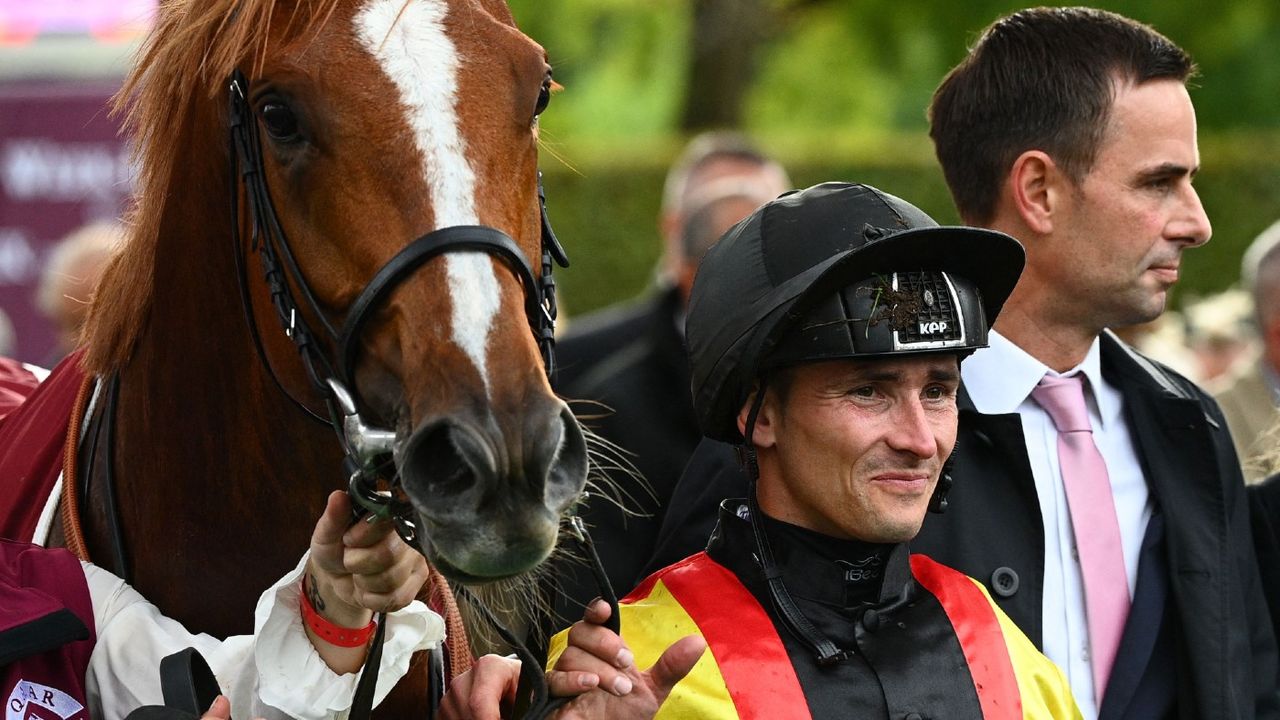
[337,226,539,404]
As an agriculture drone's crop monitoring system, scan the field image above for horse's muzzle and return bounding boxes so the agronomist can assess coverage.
[397,398,587,581]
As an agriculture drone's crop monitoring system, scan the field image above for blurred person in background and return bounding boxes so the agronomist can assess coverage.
[553,131,789,390]
[35,222,122,365]
[1186,288,1256,386]
[547,132,789,625]
[1215,222,1280,481]
[552,191,765,619]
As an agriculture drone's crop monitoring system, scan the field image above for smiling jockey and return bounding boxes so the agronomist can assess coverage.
[545,183,1081,719]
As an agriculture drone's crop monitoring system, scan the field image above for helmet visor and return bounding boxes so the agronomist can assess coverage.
[765,269,988,368]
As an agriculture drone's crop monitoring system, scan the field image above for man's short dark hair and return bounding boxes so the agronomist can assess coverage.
[928,7,1196,224]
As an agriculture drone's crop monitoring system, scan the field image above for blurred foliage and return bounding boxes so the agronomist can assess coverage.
[515,1,1280,136]
[544,135,1280,321]
[511,1,1280,318]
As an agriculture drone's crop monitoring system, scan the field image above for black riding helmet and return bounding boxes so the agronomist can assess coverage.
[686,181,1025,666]
[687,181,1025,444]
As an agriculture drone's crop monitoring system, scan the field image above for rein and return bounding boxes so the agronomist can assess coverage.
[456,515,621,719]
[57,373,97,563]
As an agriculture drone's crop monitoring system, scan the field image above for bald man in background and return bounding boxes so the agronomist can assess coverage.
[36,222,121,364]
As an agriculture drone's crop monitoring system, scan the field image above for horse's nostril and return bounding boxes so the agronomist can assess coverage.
[401,421,485,500]
[535,404,588,510]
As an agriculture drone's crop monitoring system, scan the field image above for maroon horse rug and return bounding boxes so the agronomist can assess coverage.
[0,353,83,545]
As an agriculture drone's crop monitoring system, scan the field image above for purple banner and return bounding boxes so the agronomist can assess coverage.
[0,79,130,365]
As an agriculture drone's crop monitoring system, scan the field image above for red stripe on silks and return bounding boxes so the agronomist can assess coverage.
[911,555,1022,720]
[659,552,810,720]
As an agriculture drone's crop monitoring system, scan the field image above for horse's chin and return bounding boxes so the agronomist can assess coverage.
[414,515,558,585]
[421,547,524,586]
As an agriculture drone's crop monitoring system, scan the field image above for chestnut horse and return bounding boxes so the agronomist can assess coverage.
[57,0,587,711]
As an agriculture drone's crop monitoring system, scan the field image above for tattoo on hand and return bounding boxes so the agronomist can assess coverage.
[307,573,326,612]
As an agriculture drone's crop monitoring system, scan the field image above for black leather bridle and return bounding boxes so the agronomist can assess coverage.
[227,69,569,535]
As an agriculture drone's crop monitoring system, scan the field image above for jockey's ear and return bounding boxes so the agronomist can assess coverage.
[736,377,779,450]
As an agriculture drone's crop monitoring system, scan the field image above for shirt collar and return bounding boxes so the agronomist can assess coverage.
[962,329,1117,429]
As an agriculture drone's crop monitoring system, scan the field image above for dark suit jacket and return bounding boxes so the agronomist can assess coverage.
[648,332,1279,718]
[1249,472,1280,660]
[553,291,658,392]
[916,333,1277,719]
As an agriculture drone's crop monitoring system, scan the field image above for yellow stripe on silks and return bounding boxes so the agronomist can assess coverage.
[968,577,1084,720]
[547,578,739,719]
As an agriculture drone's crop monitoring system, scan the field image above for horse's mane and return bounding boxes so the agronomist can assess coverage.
[81,0,344,374]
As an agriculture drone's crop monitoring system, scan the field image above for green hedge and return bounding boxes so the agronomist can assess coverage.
[543,132,1280,320]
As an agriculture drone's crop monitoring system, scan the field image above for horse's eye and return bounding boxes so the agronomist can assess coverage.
[260,102,300,142]
[534,76,552,118]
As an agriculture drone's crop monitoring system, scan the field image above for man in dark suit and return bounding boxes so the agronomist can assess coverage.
[924,9,1275,717]
[648,8,1278,719]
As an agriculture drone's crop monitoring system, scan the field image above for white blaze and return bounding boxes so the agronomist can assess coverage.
[357,0,500,390]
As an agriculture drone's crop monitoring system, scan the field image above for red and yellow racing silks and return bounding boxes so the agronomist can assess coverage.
[548,552,1081,719]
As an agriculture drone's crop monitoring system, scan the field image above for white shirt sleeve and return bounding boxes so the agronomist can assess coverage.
[83,553,446,720]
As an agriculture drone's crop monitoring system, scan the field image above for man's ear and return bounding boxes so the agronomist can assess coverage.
[1008,150,1065,236]
[736,386,779,449]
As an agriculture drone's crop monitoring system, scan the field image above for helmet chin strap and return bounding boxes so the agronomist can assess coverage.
[740,377,846,665]
[929,440,956,514]
[928,352,971,515]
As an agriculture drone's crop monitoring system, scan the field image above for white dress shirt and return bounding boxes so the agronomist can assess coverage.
[963,330,1151,720]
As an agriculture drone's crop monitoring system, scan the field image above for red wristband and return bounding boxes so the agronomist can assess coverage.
[300,578,377,648]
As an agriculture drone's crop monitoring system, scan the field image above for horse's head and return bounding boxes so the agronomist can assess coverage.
[224,0,587,582]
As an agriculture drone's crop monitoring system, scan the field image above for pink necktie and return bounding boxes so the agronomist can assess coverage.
[1031,373,1130,704]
